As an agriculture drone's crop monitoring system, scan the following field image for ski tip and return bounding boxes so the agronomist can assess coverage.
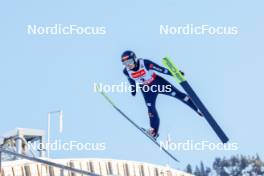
[95,84,101,92]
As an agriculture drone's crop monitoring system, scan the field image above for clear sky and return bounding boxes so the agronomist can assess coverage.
[0,0,263,170]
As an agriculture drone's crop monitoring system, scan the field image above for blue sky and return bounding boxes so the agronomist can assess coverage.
[0,0,263,170]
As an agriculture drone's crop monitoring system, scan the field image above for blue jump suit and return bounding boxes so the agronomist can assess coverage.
[123,59,198,135]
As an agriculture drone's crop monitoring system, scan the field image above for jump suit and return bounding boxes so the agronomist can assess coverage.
[123,59,198,134]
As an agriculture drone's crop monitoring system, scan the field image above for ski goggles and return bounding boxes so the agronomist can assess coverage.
[122,59,135,66]
[121,55,130,62]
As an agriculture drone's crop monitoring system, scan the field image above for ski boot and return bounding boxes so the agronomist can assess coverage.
[141,127,159,140]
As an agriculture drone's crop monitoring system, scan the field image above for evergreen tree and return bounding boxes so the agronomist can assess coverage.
[251,154,264,175]
[186,154,264,176]
[205,167,211,176]
[240,155,248,171]
[200,162,205,176]
[186,164,193,174]
[193,166,201,176]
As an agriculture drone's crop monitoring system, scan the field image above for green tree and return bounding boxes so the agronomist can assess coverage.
[193,166,201,176]
[200,162,205,176]
[186,164,193,174]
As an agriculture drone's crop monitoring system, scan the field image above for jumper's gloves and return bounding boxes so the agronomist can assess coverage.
[179,70,185,76]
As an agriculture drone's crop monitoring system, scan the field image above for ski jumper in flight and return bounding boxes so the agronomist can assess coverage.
[121,50,203,139]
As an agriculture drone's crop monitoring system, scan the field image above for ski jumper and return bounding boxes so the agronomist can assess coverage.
[123,59,198,133]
